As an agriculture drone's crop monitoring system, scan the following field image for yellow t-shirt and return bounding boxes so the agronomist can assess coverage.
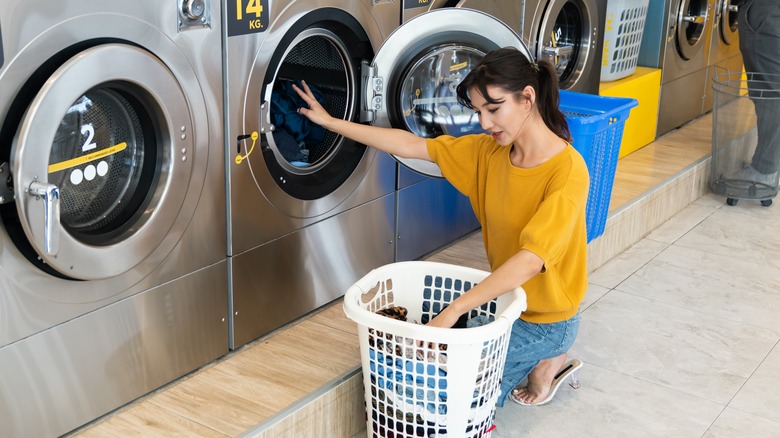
[427,134,589,323]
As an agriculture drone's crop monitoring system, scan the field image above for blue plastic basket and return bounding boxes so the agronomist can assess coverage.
[559,90,638,242]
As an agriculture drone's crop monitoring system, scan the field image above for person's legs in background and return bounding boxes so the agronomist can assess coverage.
[738,0,780,183]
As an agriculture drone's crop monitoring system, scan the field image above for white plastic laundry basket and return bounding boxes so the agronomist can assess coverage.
[343,261,526,438]
[601,0,650,81]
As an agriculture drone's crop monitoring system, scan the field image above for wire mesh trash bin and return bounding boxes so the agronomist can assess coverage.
[711,69,780,206]
[343,261,526,438]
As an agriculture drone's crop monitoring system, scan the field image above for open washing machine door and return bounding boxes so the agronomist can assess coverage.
[8,44,199,280]
[364,8,530,177]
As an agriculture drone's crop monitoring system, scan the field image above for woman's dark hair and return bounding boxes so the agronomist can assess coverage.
[456,47,571,142]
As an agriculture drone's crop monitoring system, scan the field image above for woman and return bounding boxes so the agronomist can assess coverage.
[293,46,588,407]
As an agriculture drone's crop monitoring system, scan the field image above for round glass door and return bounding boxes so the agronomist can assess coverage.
[676,0,709,60]
[237,8,380,219]
[369,8,529,177]
[398,45,485,138]
[11,44,196,280]
[50,89,154,243]
[718,0,738,45]
[260,28,364,201]
[537,0,590,89]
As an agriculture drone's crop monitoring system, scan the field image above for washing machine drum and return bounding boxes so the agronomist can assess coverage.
[50,89,153,239]
[398,45,487,138]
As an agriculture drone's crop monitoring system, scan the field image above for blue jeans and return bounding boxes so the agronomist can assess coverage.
[495,312,580,407]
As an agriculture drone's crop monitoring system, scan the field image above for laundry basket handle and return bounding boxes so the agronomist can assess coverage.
[343,261,527,345]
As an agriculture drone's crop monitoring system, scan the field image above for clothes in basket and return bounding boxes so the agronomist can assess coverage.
[367,309,498,436]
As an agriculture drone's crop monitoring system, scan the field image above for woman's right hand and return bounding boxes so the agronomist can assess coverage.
[292,80,333,128]
[292,79,431,161]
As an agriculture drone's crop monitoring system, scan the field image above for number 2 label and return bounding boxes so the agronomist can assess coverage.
[81,124,97,152]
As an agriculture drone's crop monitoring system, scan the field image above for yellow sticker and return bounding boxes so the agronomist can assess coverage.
[47,142,127,173]
[450,61,468,72]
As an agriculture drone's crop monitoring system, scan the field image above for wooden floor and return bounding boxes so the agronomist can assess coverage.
[70,113,714,437]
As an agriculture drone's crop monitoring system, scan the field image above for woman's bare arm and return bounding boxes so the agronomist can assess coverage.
[426,249,544,328]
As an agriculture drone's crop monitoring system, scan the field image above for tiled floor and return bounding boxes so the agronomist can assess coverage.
[491,193,780,437]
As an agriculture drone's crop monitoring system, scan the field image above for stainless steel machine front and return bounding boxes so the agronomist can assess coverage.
[640,0,713,135]
[0,0,227,435]
[704,0,742,112]
[224,0,403,349]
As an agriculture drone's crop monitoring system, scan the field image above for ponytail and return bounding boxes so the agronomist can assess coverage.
[535,60,571,142]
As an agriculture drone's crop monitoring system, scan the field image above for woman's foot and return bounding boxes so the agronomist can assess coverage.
[510,355,583,406]
[511,354,567,404]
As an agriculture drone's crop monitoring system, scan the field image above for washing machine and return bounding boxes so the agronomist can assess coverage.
[703,0,742,112]
[0,0,227,435]
[643,0,713,135]
[388,0,481,263]
[224,4,531,348]
[394,0,605,262]
[521,0,607,94]
[380,8,535,263]
[224,0,402,349]
[445,0,606,94]
[393,0,607,262]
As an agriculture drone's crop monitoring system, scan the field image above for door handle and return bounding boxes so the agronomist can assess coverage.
[27,181,60,256]
[542,45,574,57]
[682,15,705,24]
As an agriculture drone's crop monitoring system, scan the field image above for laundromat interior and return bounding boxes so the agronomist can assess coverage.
[2,0,779,437]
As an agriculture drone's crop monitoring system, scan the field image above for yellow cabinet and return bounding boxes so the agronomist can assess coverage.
[599,67,661,158]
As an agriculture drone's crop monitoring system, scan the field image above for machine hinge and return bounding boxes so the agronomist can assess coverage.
[542,45,574,57]
[0,162,13,204]
[361,61,383,123]
[259,100,275,134]
[178,0,212,32]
